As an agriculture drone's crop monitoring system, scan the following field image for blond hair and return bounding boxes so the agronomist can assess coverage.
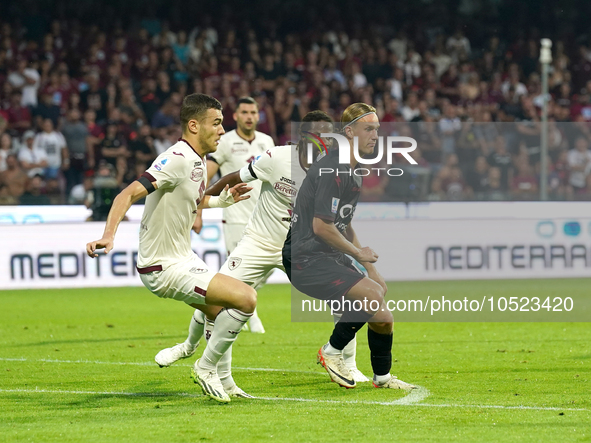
[340,103,377,131]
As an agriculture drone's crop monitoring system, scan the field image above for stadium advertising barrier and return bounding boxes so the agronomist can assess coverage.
[2,204,591,289]
[356,217,591,281]
[2,222,222,289]
[2,220,288,290]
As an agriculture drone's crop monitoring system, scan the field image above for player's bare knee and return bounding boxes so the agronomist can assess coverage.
[239,287,257,313]
[367,284,384,306]
[368,320,393,335]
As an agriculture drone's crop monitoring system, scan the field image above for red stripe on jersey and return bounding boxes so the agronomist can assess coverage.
[136,265,163,274]
[141,171,156,182]
[194,286,207,297]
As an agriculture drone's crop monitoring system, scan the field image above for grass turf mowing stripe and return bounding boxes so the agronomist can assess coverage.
[1,388,586,412]
[0,357,322,375]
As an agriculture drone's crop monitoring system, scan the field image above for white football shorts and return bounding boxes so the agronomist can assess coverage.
[219,234,284,290]
[139,255,215,306]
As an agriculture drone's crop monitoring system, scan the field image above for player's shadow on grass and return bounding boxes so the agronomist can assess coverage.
[17,335,183,347]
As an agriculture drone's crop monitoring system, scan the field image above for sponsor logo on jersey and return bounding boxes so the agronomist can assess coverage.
[228,257,242,270]
[190,167,203,182]
[280,176,295,185]
[274,182,297,197]
[339,204,354,218]
[194,161,201,167]
[331,197,340,214]
[154,158,169,171]
[189,267,208,274]
[231,144,249,154]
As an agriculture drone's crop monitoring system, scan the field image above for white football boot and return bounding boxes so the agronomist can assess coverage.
[155,342,197,367]
[191,359,231,403]
[316,345,356,389]
[223,384,254,398]
[372,374,417,390]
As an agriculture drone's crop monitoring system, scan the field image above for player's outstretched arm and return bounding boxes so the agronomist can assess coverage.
[313,217,379,263]
[205,171,242,196]
[86,181,149,257]
[200,183,252,209]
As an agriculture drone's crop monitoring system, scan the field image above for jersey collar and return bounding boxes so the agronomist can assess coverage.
[236,130,256,144]
[178,138,204,160]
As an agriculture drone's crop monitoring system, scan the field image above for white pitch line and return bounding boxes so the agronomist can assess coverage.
[256,385,431,406]
[0,388,586,412]
[2,357,587,412]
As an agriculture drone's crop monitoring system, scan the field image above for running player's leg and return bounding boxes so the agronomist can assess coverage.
[191,273,255,402]
[196,272,255,369]
[333,312,369,382]
[323,277,383,357]
[292,257,378,388]
[202,317,253,398]
[156,241,272,370]
[206,243,278,393]
[140,256,255,402]
[224,223,264,332]
[366,304,416,390]
[154,309,206,367]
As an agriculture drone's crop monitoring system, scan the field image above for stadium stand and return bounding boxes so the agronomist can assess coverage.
[1,0,591,203]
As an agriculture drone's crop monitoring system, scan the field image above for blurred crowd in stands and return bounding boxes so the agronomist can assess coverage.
[1,1,591,204]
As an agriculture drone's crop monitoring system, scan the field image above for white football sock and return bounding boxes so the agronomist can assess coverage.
[184,310,205,349]
[374,373,390,384]
[323,342,341,356]
[204,317,215,341]
[218,345,235,390]
[199,308,251,371]
[342,335,358,369]
[203,317,235,388]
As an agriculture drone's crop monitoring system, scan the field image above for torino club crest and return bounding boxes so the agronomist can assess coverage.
[191,168,203,182]
[228,257,242,270]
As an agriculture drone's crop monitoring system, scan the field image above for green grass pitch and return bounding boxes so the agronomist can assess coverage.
[0,280,589,442]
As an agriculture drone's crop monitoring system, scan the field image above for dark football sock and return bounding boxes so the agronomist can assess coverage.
[368,328,393,376]
[328,309,372,350]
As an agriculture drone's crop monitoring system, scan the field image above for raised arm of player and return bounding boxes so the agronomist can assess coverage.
[198,183,252,209]
[205,171,242,196]
[86,181,149,257]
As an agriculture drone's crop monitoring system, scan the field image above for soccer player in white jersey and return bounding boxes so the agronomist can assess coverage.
[194,96,275,333]
[155,111,371,384]
[86,94,256,403]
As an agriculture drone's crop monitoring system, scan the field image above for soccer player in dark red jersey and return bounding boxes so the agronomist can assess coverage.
[286,103,416,390]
